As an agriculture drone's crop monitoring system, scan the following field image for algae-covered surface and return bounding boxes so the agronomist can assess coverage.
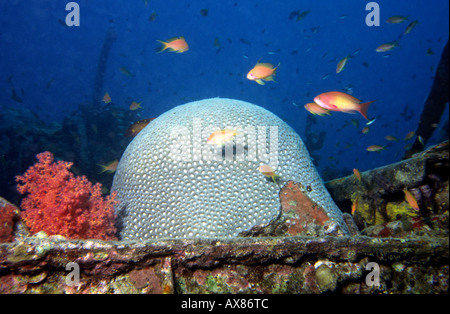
[1,141,448,294]
[0,235,448,294]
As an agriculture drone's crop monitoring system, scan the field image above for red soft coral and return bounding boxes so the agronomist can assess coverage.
[16,151,118,240]
[0,198,17,243]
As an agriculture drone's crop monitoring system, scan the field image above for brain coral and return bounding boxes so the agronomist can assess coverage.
[112,98,348,240]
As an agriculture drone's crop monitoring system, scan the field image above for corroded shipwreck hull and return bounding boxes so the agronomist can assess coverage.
[0,141,448,294]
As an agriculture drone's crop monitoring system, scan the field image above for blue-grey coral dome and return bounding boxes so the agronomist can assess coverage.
[112,98,348,240]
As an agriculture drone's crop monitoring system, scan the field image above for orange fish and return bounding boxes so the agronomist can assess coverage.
[376,41,399,52]
[156,37,189,53]
[304,102,331,116]
[403,188,419,211]
[386,15,408,24]
[403,20,419,35]
[124,118,155,137]
[366,145,385,152]
[247,61,279,85]
[258,164,281,185]
[361,126,370,134]
[404,131,415,141]
[384,135,398,141]
[351,197,358,215]
[353,168,361,182]
[129,101,142,111]
[207,129,238,145]
[149,10,157,22]
[336,55,352,73]
[313,91,374,120]
[103,92,111,104]
[98,160,119,174]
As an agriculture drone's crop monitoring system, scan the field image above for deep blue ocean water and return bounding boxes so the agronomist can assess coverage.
[0,0,448,182]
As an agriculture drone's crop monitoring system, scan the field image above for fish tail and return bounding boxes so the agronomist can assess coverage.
[358,100,375,120]
[155,40,168,53]
[97,164,107,174]
[271,174,281,184]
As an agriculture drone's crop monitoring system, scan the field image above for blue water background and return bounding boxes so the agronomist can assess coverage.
[0,0,448,179]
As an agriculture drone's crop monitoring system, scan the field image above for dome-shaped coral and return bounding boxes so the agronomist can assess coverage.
[112,98,348,240]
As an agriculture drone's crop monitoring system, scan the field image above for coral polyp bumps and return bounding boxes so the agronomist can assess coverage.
[112,98,349,240]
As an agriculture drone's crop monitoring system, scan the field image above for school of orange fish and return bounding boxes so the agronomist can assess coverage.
[96,9,424,212]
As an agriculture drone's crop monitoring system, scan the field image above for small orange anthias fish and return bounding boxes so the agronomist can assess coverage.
[313,91,374,120]
[366,145,385,152]
[403,188,420,211]
[129,101,142,111]
[403,20,419,35]
[353,168,361,182]
[404,131,415,141]
[207,129,238,145]
[103,92,111,104]
[361,126,370,134]
[386,15,409,24]
[156,37,189,53]
[351,197,358,215]
[304,102,331,116]
[258,165,281,185]
[384,135,399,141]
[336,55,352,74]
[376,41,399,52]
[247,61,280,85]
[98,160,119,174]
[124,118,155,137]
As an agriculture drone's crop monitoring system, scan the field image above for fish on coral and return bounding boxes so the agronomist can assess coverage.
[258,164,281,186]
[207,129,239,145]
[404,188,420,211]
[124,118,155,137]
[353,168,361,182]
[351,197,358,215]
[15,151,118,240]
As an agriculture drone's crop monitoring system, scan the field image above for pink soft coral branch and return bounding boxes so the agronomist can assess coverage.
[16,151,118,240]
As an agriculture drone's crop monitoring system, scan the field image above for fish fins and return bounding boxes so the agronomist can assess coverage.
[358,100,375,120]
[256,79,265,85]
[97,164,109,174]
[155,40,168,53]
